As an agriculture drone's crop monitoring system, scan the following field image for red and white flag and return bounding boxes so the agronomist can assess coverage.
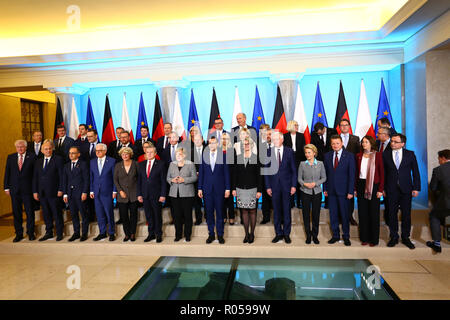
[293,84,311,144]
[355,79,376,140]
[231,86,242,129]
[68,96,80,139]
[172,90,187,141]
[121,92,134,144]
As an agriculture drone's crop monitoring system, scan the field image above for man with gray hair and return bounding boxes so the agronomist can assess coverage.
[232,112,257,144]
[4,140,37,242]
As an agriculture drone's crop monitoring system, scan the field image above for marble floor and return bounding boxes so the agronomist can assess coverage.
[0,213,449,300]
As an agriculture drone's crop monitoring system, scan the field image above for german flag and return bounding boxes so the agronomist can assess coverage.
[53,97,64,139]
[272,85,287,134]
[101,94,116,146]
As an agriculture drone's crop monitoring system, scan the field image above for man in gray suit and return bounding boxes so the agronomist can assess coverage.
[427,149,450,253]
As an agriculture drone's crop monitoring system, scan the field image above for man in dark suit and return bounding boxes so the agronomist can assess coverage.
[198,136,231,244]
[427,149,450,253]
[134,125,156,158]
[377,117,397,137]
[32,140,65,241]
[107,126,124,158]
[4,140,37,242]
[264,131,297,244]
[259,125,273,224]
[376,126,392,226]
[155,123,173,155]
[231,113,257,144]
[62,146,90,242]
[54,125,75,163]
[74,124,89,148]
[137,145,167,243]
[27,131,43,158]
[112,130,137,161]
[339,118,360,226]
[207,118,228,145]
[383,133,420,249]
[323,135,356,246]
[81,129,99,162]
[191,133,206,225]
[310,122,338,161]
[161,131,183,168]
[90,143,117,241]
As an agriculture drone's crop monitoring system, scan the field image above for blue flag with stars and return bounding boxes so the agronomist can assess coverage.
[251,85,265,135]
[375,78,395,134]
[311,82,328,130]
[187,89,201,135]
[136,92,148,140]
[85,96,98,141]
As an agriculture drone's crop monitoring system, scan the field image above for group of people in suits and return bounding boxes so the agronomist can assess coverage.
[3,115,447,253]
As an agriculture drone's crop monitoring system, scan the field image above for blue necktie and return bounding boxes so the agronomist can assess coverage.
[395,151,400,169]
[98,159,103,175]
[211,153,216,172]
[43,158,48,171]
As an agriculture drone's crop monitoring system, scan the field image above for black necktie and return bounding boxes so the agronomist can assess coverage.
[72,162,76,171]
[58,138,62,148]
[44,158,49,171]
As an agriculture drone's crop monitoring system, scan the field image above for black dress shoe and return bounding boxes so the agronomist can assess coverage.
[272,235,283,243]
[116,219,123,225]
[80,234,88,242]
[401,238,415,250]
[328,237,339,244]
[284,236,291,244]
[130,234,136,242]
[123,236,130,242]
[56,235,64,241]
[156,236,163,243]
[13,235,23,243]
[350,216,358,226]
[260,219,269,225]
[194,220,202,225]
[39,234,53,241]
[93,233,107,241]
[109,235,116,241]
[313,237,320,245]
[426,241,442,253]
[206,235,215,244]
[387,238,398,247]
[185,237,191,242]
[144,234,155,242]
[68,234,80,242]
[174,237,181,242]
[305,235,312,244]
[28,234,36,241]
[343,238,351,246]
[248,234,255,244]
[243,235,249,243]
[218,236,225,244]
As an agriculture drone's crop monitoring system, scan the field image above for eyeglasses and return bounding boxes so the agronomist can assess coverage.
[391,140,402,144]
[95,149,106,152]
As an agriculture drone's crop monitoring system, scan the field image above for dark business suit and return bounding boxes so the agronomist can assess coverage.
[198,149,231,237]
[429,161,450,241]
[4,152,37,237]
[27,142,43,158]
[383,149,421,240]
[33,155,64,237]
[113,143,138,161]
[137,159,167,237]
[155,135,170,156]
[264,146,297,237]
[63,160,89,236]
[134,137,156,158]
[376,139,392,225]
[341,133,360,224]
[107,139,121,159]
[80,142,97,222]
[207,129,228,145]
[74,136,89,148]
[190,142,206,223]
[90,156,116,236]
[310,127,338,161]
[114,160,139,238]
[284,132,306,208]
[259,140,273,222]
[323,149,356,240]
[54,136,75,163]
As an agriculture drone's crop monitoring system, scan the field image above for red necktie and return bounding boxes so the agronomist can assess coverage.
[334,152,339,170]
[277,149,281,166]
[18,154,23,171]
[147,160,152,178]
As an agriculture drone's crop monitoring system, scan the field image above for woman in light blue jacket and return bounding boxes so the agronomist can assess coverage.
[298,144,326,244]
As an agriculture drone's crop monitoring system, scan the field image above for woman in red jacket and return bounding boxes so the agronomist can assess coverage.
[355,135,384,246]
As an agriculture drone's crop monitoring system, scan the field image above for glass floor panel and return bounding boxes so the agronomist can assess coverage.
[123,257,398,300]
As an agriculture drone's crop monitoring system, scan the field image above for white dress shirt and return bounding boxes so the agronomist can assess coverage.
[275,146,284,162]
[341,133,349,148]
[43,156,52,168]
[332,148,343,164]
[393,148,403,168]
[290,133,297,151]
[359,156,369,178]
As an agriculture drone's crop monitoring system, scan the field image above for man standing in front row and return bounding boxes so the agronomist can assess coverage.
[323,135,355,246]
[383,133,420,249]
[33,140,65,241]
[4,140,37,242]
[90,143,117,241]
[198,136,230,244]
[264,131,297,244]
[63,146,90,242]
[137,145,167,243]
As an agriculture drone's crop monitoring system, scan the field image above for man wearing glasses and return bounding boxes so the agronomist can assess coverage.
[383,133,420,249]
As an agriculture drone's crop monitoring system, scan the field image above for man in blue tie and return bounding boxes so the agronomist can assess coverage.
[383,133,420,249]
[198,136,230,244]
[90,143,117,241]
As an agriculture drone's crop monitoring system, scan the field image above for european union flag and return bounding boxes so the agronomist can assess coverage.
[187,89,201,134]
[136,92,148,140]
[251,85,265,135]
[311,82,328,130]
[85,96,98,141]
[375,78,395,134]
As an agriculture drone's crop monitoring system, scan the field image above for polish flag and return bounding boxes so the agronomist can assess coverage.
[293,84,311,144]
[231,86,242,128]
[172,90,187,141]
[355,79,376,140]
[121,92,134,144]
[68,96,80,139]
